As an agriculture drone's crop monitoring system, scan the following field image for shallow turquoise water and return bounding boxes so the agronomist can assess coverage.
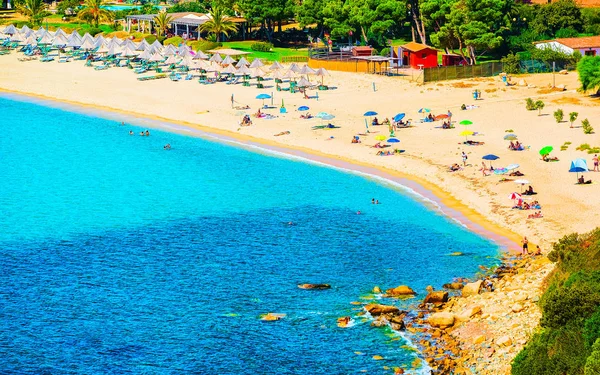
[0,96,500,374]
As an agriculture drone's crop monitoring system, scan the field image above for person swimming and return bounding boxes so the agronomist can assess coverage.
[164,144,171,150]
[145,130,150,136]
[129,131,134,135]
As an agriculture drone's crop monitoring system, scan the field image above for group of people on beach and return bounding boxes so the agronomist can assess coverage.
[508,141,524,151]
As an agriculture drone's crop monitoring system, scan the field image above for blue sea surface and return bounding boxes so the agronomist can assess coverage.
[0,96,500,374]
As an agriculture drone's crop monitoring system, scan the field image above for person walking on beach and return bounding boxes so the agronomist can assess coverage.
[593,154,599,172]
[521,236,529,255]
[462,151,468,166]
[447,109,452,123]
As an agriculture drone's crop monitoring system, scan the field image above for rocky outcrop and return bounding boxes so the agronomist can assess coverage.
[423,291,449,304]
[385,285,416,297]
[461,280,483,297]
[298,283,331,290]
[365,304,407,331]
[443,282,464,290]
[365,304,400,316]
[428,312,455,328]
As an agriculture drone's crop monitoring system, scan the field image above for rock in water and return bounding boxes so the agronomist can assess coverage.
[298,283,331,290]
[261,313,286,321]
[443,282,464,290]
[365,304,400,316]
[423,291,449,304]
[462,280,483,297]
[385,285,416,297]
[428,312,455,328]
[373,286,382,293]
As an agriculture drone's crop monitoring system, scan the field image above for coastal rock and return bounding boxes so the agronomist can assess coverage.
[394,368,405,374]
[298,283,331,290]
[443,282,464,290]
[456,304,482,321]
[423,291,449,304]
[385,285,416,297]
[473,335,486,345]
[373,286,382,294]
[496,335,512,347]
[426,285,434,293]
[462,280,483,297]
[373,355,384,360]
[517,79,527,87]
[337,316,352,328]
[365,304,400,316]
[511,303,524,313]
[428,312,455,328]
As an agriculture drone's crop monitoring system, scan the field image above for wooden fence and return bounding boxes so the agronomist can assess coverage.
[423,62,504,82]
[281,56,309,63]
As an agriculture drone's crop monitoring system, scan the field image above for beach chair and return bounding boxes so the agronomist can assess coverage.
[226,76,240,85]
[40,56,55,62]
[94,62,109,70]
[58,56,71,63]
[134,67,148,74]
[169,73,181,81]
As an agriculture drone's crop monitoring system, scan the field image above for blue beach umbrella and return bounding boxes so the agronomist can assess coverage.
[298,106,309,111]
[364,111,378,116]
[482,154,499,167]
[315,112,329,118]
[393,113,406,122]
[570,158,589,181]
[387,138,400,143]
[418,108,431,113]
[256,93,272,106]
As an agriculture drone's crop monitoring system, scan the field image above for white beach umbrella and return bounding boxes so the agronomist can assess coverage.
[272,69,285,80]
[179,48,193,58]
[180,56,194,67]
[110,36,123,46]
[69,29,81,38]
[222,55,235,65]
[35,27,46,37]
[252,67,266,78]
[96,44,109,54]
[25,35,37,46]
[66,36,82,48]
[164,54,179,65]
[269,61,284,70]
[52,34,68,47]
[222,64,237,74]
[21,25,31,34]
[249,58,264,69]
[209,53,222,63]
[149,51,164,62]
[315,67,331,85]
[80,38,95,50]
[150,39,163,51]
[282,69,297,80]
[3,24,17,35]
[123,38,137,50]
[38,33,54,45]
[10,32,25,43]
[299,64,317,75]
[193,50,209,60]
[235,56,250,67]
[106,43,122,56]
[54,27,67,38]
[178,44,191,54]
[93,36,105,49]
[121,44,138,57]
[236,65,251,76]
[206,61,221,72]
[296,77,312,88]
[138,49,152,60]
[136,39,150,51]
[289,63,302,73]
[21,28,33,38]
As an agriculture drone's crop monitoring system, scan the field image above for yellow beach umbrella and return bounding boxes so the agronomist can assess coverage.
[459,130,474,141]
[375,135,386,141]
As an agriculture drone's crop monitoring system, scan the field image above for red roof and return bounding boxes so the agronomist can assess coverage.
[400,42,437,53]
[553,36,600,49]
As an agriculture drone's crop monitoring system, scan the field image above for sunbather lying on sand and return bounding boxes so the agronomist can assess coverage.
[528,211,543,219]
[274,131,290,136]
[463,140,485,146]
[376,150,393,156]
[449,163,462,172]
[300,113,313,119]
[372,142,384,148]
[509,170,524,176]
[542,154,559,162]
[351,136,361,144]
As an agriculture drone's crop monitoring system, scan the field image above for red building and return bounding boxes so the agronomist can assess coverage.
[400,42,439,69]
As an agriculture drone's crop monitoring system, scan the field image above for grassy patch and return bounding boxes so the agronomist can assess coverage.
[221,41,308,62]
[576,143,600,154]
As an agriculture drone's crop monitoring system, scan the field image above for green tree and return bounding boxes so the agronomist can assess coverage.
[199,5,238,42]
[554,109,564,123]
[535,100,545,116]
[78,0,113,27]
[429,0,513,65]
[343,0,406,44]
[570,112,579,128]
[526,98,535,111]
[501,53,521,74]
[585,339,600,375]
[14,0,49,25]
[578,56,600,95]
[530,0,583,37]
[167,1,207,13]
[296,0,327,31]
[153,10,173,37]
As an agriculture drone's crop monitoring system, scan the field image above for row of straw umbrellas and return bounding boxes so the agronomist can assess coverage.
[0,24,331,84]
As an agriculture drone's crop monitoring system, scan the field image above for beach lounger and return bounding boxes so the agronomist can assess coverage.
[40,56,55,62]
[58,56,71,63]
[227,76,241,85]
[169,73,181,81]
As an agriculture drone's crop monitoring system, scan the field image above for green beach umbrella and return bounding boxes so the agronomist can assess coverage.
[539,146,553,156]
[459,120,472,125]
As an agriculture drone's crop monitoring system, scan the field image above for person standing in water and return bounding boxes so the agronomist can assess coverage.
[521,237,529,255]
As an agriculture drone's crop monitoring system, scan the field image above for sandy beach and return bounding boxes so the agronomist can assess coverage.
[2,52,600,373]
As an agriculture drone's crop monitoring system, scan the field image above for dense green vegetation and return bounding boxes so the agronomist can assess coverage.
[512,229,600,375]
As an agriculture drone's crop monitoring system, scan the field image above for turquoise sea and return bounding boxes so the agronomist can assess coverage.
[0,95,501,374]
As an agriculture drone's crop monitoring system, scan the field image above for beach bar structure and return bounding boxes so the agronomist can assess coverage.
[398,42,438,69]
[126,12,246,40]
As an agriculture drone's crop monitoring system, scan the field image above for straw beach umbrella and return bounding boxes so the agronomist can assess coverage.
[270,61,284,70]
[136,39,150,51]
[236,56,250,67]
[249,58,264,69]
[3,24,17,35]
[165,54,179,65]
[315,67,330,85]
[222,55,236,65]
[289,63,301,73]
[209,53,223,63]
[193,50,209,60]
[149,51,164,62]
[299,64,316,75]
[138,49,152,60]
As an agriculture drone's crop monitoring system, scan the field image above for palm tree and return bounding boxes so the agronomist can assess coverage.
[15,0,49,26]
[153,10,173,38]
[198,6,238,42]
[78,0,113,28]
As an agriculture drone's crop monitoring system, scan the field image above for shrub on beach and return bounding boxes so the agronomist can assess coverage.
[87,27,104,37]
[570,112,579,128]
[535,100,545,115]
[554,109,564,123]
[501,53,521,74]
[144,35,157,44]
[251,42,273,52]
[582,119,594,134]
[526,98,536,111]
[164,36,183,46]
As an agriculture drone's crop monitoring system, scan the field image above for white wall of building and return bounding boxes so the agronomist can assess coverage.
[535,41,574,54]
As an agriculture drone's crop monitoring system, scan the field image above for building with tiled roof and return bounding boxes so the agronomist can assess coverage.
[534,36,600,56]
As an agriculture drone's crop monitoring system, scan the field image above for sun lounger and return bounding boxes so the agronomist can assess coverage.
[137,74,167,81]
[40,56,55,62]
[134,67,148,74]
[94,64,109,71]
[226,76,241,85]
[185,73,194,80]
[169,73,181,81]
[58,56,71,63]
